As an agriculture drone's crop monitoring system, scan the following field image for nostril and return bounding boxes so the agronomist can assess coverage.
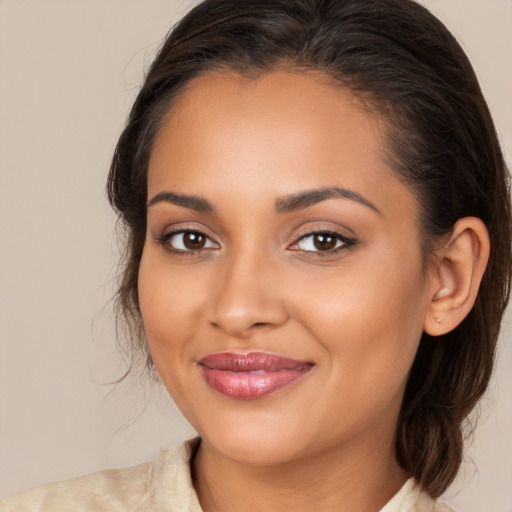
[251,322,273,331]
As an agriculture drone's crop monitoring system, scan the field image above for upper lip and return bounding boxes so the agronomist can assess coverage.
[198,352,313,372]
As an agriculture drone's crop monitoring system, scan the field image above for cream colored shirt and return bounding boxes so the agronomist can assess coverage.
[0,439,454,511]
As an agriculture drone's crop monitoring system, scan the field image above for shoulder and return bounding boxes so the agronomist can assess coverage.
[414,489,457,512]
[416,487,456,512]
[0,438,201,512]
[381,478,458,512]
[0,460,152,512]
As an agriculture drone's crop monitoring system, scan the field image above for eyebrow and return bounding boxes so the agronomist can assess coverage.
[275,186,380,214]
[147,186,380,215]
[147,191,215,213]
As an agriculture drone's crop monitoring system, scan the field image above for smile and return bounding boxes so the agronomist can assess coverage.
[198,352,314,400]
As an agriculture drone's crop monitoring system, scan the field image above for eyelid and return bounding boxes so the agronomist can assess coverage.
[154,221,218,242]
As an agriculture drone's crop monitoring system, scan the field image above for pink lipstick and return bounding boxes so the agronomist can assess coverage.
[198,352,313,399]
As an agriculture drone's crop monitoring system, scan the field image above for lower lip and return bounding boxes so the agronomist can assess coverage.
[200,366,313,399]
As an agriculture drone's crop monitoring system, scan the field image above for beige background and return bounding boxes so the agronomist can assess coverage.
[0,1,511,510]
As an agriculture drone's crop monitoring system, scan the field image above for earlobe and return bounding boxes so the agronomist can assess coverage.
[424,217,490,336]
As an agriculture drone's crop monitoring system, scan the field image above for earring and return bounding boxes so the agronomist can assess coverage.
[435,317,442,324]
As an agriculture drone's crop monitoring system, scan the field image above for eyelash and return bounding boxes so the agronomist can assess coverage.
[155,229,218,256]
[155,229,357,257]
[292,230,356,256]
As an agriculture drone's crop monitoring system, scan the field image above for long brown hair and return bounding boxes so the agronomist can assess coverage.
[107,0,511,497]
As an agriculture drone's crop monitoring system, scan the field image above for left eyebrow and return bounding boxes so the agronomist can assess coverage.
[274,186,380,214]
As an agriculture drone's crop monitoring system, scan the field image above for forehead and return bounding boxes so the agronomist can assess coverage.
[148,70,416,221]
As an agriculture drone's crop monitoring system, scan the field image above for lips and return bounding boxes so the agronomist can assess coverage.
[198,352,313,399]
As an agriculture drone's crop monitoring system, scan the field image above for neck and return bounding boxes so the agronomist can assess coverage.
[192,433,409,512]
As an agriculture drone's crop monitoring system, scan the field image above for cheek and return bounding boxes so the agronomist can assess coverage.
[137,253,212,423]
[137,249,206,368]
[289,250,427,384]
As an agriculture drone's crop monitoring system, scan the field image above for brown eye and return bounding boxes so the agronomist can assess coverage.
[295,231,353,253]
[161,230,218,253]
[313,234,337,251]
[183,232,206,250]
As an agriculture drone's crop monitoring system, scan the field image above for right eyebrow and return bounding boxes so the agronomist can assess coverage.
[147,191,215,214]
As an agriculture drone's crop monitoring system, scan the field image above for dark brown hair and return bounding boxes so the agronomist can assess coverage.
[107,0,511,498]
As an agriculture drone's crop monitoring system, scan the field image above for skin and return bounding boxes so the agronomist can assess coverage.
[138,71,478,511]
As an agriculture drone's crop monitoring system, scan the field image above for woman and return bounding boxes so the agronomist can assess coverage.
[2,0,510,510]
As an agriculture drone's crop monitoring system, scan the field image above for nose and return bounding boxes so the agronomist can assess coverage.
[208,251,289,338]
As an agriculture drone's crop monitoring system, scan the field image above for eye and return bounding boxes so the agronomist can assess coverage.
[293,231,355,253]
[157,230,219,253]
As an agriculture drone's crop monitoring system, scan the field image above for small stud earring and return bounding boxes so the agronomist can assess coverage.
[435,317,442,323]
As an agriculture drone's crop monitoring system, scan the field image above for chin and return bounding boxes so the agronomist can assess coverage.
[196,410,313,467]
[205,433,302,467]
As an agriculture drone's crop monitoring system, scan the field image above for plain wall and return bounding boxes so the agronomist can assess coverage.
[0,1,511,510]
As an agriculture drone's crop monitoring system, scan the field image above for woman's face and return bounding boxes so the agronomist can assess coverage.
[139,71,434,466]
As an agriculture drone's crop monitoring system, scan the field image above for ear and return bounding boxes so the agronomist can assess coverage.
[424,217,490,336]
